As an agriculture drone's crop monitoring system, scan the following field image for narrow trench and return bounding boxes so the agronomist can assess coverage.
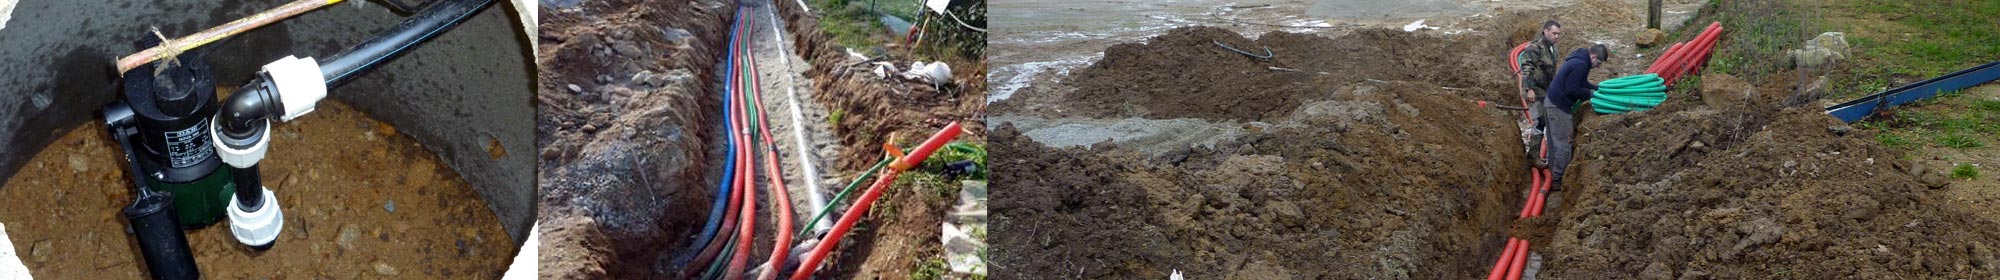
[684,0,843,275]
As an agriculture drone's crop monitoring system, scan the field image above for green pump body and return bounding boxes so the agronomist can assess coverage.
[114,39,235,227]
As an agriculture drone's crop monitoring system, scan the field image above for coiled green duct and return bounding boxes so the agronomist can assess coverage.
[1592,74,1668,114]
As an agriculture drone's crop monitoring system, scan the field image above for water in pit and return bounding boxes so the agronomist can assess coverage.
[0,100,513,278]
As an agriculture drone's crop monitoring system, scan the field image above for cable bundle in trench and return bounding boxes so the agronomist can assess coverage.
[1591,73,1668,114]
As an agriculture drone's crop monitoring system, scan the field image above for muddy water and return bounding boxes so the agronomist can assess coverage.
[989,0,1580,103]
[0,101,513,279]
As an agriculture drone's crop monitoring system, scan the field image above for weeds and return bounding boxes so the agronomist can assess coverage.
[1877,132,1915,149]
[911,257,950,280]
[828,108,845,127]
[1952,163,1980,180]
[1937,133,1984,148]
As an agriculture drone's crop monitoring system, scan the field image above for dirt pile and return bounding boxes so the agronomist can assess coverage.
[1041,26,1513,122]
[1541,74,2000,278]
[534,0,728,278]
[992,77,1532,278]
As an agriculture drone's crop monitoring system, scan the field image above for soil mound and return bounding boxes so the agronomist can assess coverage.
[1543,76,2000,278]
[1053,26,1512,121]
[993,80,1529,278]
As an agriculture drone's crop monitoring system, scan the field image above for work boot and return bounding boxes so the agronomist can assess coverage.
[1547,179,1562,192]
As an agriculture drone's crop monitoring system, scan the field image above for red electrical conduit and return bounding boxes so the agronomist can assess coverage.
[745,24,797,280]
[1668,23,1724,85]
[1660,22,1723,85]
[1649,42,1684,72]
[789,122,965,280]
[1664,23,1713,83]
[727,9,761,277]
[687,10,753,276]
[1488,39,1563,280]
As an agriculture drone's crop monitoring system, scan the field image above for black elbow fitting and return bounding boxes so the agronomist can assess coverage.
[216,78,279,150]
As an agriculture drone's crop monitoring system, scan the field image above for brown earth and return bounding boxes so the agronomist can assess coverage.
[1539,72,2000,278]
[987,0,2000,279]
[0,101,513,279]
[989,24,1535,278]
[1028,26,1514,122]
[534,0,729,278]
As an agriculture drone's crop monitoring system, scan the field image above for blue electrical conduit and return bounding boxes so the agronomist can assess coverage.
[683,7,745,271]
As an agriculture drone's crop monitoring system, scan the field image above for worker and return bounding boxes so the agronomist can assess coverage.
[1543,44,1609,192]
[1519,20,1562,166]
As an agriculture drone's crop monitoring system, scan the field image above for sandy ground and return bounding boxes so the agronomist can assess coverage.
[0,101,514,279]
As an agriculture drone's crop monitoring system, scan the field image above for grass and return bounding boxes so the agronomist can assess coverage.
[1692,0,1814,81]
[1823,0,2000,99]
[910,257,950,280]
[1952,163,1980,180]
[1937,133,1985,148]
[812,0,902,53]
[1877,132,1917,149]
[828,108,846,127]
[899,141,987,204]
[808,0,986,61]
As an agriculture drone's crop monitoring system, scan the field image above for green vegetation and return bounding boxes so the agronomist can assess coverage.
[828,108,845,127]
[1876,131,1916,149]
[911,257,950,280]
[1697,0,1814,81]
[1952,163,1980,180]
[808,0,986,61]
[1937,133,1984,148]
[1826,0,2000,99]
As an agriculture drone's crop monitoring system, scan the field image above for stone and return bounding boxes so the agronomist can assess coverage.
[1637,28,1667,48]
[29,240,50,263]
[373,263,399,276]
[1788,32,1849,68]
[67,154,87,174]
[1640,261,1674,280]
[1698,73,1754,109]
[338,224,362,251]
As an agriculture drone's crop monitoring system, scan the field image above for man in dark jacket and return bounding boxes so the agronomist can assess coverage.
[1519,20,1562,166]
[1543,44,1608,191]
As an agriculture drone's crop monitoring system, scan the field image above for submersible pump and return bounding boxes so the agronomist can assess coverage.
[98,0,496,278]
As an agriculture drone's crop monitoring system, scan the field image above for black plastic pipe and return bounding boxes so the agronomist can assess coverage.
[217,0,496,139]
[105,103,201,279]
[318,0,497,87]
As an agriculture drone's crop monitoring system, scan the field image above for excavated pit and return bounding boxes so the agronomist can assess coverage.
[990,25,1533,278]
[0,1,535,278]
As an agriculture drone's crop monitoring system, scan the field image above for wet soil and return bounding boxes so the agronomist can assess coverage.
[990,79,1530,278]
[1040,26,1512,122]
[1537,72,2000,278]
[534,0,728,278]
[989,23,1541,278]
[0,101,514,279]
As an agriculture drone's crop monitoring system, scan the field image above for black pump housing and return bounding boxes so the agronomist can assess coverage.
[121,39,222,184]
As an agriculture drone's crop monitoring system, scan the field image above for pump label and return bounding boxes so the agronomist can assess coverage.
[164,118,214,168]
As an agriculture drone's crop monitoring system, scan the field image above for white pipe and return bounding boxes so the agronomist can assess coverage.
[766,5,830,231]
